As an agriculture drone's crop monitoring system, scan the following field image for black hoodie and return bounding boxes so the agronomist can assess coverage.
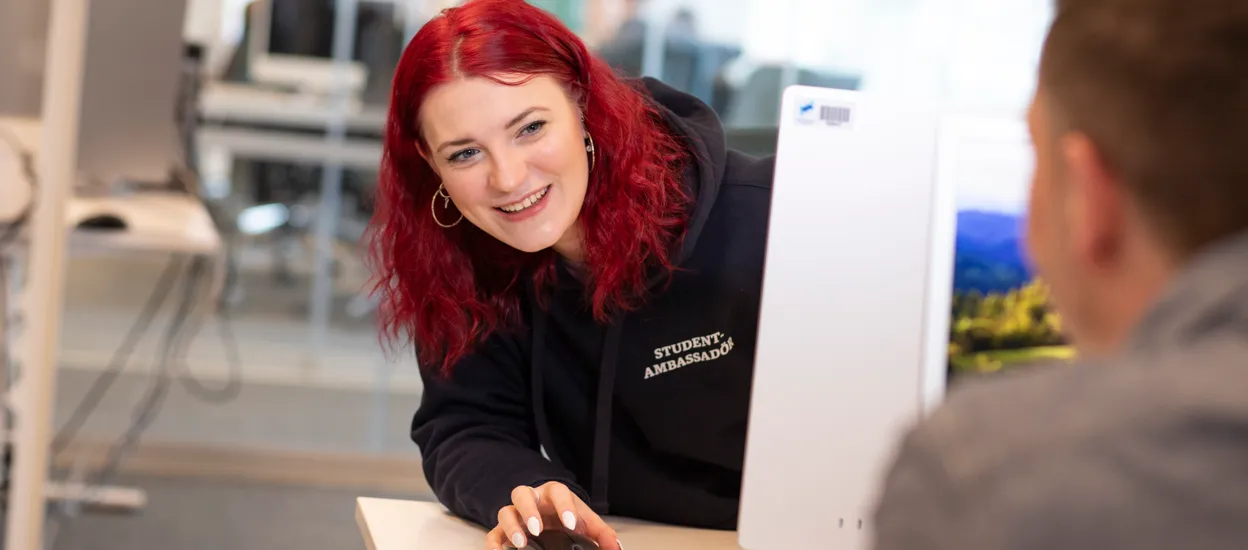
[411,78,775,530]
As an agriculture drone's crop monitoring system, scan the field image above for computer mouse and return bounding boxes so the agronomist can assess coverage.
[516,529,599,550]
[77,213,127,231]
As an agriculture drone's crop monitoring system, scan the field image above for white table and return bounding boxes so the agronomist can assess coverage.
[198,81,387,132]
[355,497,744,550]
[66,193,221,256]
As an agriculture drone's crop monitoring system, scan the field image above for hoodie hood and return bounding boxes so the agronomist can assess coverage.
[639,77,729,265]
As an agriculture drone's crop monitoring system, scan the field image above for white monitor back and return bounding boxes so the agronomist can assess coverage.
[738,85,944,550]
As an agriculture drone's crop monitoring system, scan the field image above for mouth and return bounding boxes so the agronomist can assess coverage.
[496,185,550,214]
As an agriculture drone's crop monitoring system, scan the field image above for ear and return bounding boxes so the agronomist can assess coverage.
[1060,133,1126,268]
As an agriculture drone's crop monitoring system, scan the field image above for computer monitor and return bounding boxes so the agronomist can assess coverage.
[245,0,396,95]
[738,86,1057,550]
[931,115,1072,389]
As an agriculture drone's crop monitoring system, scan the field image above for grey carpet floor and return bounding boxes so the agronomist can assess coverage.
[40,474,431,550]
[52,244,424,456]
[54,367,421,456]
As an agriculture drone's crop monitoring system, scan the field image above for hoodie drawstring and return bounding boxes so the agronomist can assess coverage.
[588,317,624,514]
[530,303,569,472]
[530,300,624,515]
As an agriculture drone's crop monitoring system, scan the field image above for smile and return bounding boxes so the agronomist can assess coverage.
[497,186,550,213]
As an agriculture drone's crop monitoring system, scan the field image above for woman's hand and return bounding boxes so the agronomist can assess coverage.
[486,481,622,550]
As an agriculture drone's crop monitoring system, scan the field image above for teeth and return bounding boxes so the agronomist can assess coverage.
[500,187,548,213]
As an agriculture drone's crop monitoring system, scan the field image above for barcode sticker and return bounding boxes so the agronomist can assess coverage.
[820,105,852,127]
[795,98,854,129]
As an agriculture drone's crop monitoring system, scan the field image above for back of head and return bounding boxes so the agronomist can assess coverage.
[1038,0,1248,259]
[367,0,690,374]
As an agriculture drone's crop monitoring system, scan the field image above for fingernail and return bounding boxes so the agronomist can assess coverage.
[617,539,624,549]
[561,511,577,531]
[527,516,541,536]
[512,533,526,548]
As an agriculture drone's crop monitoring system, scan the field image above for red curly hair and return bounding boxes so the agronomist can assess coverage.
[367,0,692,376]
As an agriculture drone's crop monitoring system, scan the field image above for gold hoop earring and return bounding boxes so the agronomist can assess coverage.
[585,133,596,172]
[430,184,463,228]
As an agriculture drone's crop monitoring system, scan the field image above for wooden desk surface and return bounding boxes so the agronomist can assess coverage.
[356,497,743,550]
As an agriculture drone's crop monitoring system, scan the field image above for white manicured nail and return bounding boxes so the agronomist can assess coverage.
[617,539,624,549]
[527,517,541,536]
[512,532,525,548]
[561,511,577,531]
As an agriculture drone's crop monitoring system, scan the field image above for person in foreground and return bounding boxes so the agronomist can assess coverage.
[366,0,774,548]
[871,0,1248,548]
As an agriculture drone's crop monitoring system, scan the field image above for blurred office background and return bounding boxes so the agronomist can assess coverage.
[0,0,1051,548]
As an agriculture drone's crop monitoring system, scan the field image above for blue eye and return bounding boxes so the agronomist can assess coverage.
[520,120,547,136]
[447,148,479,163]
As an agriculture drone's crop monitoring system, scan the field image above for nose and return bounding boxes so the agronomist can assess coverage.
[488,150,527,194]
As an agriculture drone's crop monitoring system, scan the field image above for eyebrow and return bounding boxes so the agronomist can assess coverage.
[434,106,550,153]
[504,107,548,130]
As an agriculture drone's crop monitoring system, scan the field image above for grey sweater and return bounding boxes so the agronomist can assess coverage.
[871,231,1248,550]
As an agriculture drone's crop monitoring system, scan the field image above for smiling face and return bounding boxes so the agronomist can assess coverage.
[418,74,591,258]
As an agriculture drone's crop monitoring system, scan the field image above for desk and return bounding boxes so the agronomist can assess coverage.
[195,81,385,175]
[1,116,221,256]
[198,81,386,132]
[68,193,221,256]
[0,115,222,253]
[356,498,743,550]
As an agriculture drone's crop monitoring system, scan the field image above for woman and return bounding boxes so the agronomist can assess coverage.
[368,1,774,548]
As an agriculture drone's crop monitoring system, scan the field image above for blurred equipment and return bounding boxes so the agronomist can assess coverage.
[2,0,231,548]
[76,0,188,192]
[723,65,861,129]
[0,120,37,242]
[0,0,187,193]
[75,213,127,231]
[595,7,742,110]
[246,0,365,94]
[242,0,404,100]
[206,0,402,327]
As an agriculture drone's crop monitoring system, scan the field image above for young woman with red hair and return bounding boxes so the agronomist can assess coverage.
[368,1,774,548]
